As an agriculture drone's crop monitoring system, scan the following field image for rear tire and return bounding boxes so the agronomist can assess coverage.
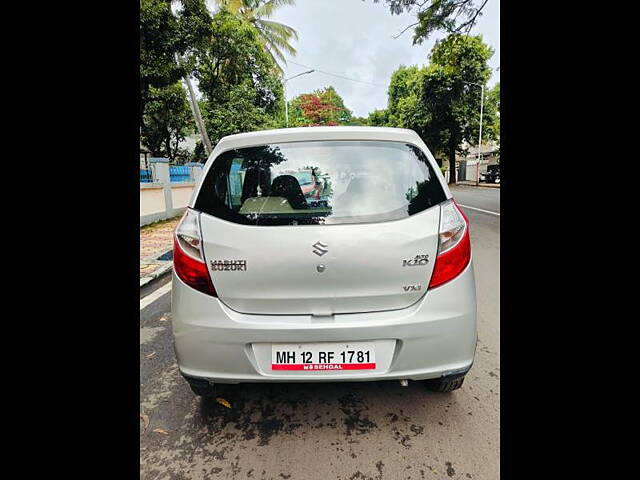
[425,375,465,393]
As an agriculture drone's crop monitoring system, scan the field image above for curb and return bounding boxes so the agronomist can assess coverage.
[453,182,500,189]
[140,247,174,289]
[140,263,173,289]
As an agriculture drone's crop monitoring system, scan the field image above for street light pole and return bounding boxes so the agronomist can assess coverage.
[284,80,288,127]
[283,69,314,127]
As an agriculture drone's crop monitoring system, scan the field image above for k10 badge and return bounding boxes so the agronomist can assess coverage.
[402,254,429,267]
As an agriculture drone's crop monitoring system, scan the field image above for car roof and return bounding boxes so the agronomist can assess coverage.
[214,126,422,152]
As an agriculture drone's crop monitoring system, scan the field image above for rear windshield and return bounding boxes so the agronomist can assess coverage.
[194,140,446,226]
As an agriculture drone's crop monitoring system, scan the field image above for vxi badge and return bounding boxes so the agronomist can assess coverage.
[402,254,429,267]
[403,284,422,292]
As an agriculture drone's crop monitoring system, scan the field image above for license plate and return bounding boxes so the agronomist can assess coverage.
[271,342,376,371]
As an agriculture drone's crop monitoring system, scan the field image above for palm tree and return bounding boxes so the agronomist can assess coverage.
[215,0,298,74]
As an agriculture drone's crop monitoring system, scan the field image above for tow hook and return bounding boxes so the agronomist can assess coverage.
[399,379,409,387]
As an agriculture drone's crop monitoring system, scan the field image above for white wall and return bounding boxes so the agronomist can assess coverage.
[140,185,165,217]
[140,161,202,226]
[171,183,195,210]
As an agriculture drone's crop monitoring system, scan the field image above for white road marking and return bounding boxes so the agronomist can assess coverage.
[140,281,172,311]
[457,204,501,216]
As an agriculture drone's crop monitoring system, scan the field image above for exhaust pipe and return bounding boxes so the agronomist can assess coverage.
[399,379,409,387]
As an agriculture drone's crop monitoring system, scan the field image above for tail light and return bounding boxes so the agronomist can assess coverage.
[428,199,471,289]
[173,209,216,296]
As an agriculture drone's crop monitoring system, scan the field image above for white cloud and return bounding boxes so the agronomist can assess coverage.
[271,0,500,117]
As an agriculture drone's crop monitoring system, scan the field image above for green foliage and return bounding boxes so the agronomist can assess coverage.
[140,1,289,159]
[367,108,390,126]
[140,0,213,156]
[202,82,281,144]
[215,0,299,72]
[370,0,488,44]
[384,65,424,129]
[140,0,186,125]
[176,0,215,55]
[288,86,353,127]
[191,141,206,163]
[346,116,370,126]
[484,82,500,142]
[370,34,497,183]
[141,83,195,160]
[195,10,284,144]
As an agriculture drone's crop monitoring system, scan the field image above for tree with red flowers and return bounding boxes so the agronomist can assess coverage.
[288,86,352,127]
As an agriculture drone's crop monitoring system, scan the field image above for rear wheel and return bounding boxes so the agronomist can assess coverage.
[425,374,465,393]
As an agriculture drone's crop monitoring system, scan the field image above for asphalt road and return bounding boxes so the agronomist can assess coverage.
[450,185,500,215]
[140,186,500,480]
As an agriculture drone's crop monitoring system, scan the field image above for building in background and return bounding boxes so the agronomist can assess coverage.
[456,143,500,182]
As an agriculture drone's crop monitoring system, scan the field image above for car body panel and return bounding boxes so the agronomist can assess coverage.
[172,260,476,383]
[199,205,440,315]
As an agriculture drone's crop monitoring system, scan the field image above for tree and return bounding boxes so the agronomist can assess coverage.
[288,86,353,126]
[385,65,424,128]
[214,0,299,73]
[140,0,187,129]
[191,141,207,163]
[141,82,195,161]
[140,0,213,154]
[369,34,496,183]
[201,82,281,144]
[367,108,389,126]
[194,10,284,145]
[422,34,495,182]
[369,0,489,44]
[484,82,500,143]
[346,116,370,126]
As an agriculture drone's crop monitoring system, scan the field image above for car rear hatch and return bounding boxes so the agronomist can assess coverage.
[194,139,447,315]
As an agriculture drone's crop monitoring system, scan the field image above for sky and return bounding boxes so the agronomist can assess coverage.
[271,0,500,117]
[202,0,500,118]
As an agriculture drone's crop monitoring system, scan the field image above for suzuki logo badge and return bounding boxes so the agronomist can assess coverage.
[312,241,328,256]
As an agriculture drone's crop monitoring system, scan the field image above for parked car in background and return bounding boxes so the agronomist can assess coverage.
[172,126,477,397]
[480,164,500,184]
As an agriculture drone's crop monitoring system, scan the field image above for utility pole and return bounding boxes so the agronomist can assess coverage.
[176,53,213,156]
[283,69,314,127]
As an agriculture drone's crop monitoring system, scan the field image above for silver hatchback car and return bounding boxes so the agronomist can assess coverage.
[171,126,476,396]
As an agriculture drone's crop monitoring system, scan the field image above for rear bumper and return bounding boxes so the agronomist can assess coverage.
[171,263,477,383]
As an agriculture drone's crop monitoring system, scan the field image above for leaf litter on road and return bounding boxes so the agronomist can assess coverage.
[153,428,168,435]
[216,397,232,409]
